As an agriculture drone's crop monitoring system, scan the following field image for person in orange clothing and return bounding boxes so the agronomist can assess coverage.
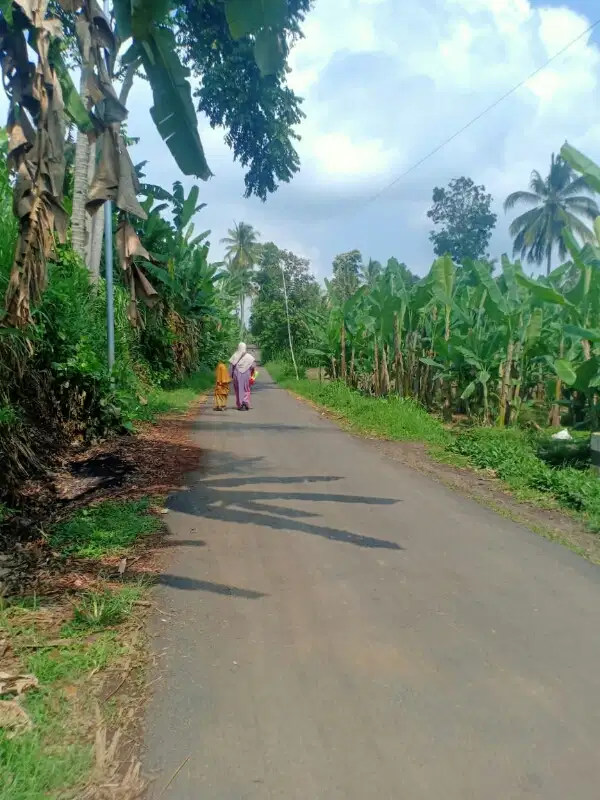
[213,361,231,411]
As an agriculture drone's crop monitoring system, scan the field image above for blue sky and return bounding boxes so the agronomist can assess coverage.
[125,0,595,280]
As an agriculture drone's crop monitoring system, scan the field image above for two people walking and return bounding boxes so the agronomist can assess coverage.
[213,342,257,411]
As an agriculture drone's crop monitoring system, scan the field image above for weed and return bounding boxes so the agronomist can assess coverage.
[66,586,143,633]
[48,498,162,559]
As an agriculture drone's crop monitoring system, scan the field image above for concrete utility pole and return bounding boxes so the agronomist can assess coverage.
[280,260,299,380]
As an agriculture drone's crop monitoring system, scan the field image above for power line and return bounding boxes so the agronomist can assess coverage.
[326,16,600,222]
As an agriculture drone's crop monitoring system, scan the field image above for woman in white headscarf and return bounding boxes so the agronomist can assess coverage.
[229,342,256,410]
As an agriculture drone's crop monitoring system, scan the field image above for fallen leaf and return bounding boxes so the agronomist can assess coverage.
[0,699,33,737]
[0,672,38,696]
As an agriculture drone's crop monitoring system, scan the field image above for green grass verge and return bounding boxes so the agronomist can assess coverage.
[267,362,450,446]
[1,497,161,798]
[48,498,163,559]
[138,367,213,420]
[267,362,600,533]
[0,589,137,800]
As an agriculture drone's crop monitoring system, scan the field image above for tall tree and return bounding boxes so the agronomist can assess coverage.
[504,153,599,275]
[250,242,322,362]
[331,250,363,303]
[175,0,311,201]
[427,177,497,263]
[361,258,382,288]
[221,222,261,333]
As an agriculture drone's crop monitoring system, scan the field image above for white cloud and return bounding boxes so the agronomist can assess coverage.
[2,0,599,281]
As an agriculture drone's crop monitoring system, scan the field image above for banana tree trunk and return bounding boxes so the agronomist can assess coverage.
[87,199,103,282]
[381,344,391,395]
[499,339,514,427]
[373,336,380,396]
[550,338,564,426]
[340,322,347,382]
[72,131,91,263]
[393,311,403,395]
[349,346,355,387]
[483,380,490,425]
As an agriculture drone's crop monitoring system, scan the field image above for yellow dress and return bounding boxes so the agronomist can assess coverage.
[213,362,231,410]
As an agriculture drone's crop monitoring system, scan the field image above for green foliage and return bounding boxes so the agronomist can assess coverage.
[176,0,311,199]
[250,242,324,363]
[0,593,137,800]
[330,250,363,303]
[268,365,450,445]
[140,367,214,418]
[449,428,600,527]
[48,499,162,559]
[427,177,497,262]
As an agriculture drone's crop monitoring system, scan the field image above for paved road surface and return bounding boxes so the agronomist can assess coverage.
[144,371,600,799]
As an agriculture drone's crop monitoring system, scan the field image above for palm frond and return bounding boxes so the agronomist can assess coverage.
[559,210,596,243]
[563,195,600,220]
[529,171,547,197]
[559,174,597,198]
[503,191,540,212]
[508,207,543,238]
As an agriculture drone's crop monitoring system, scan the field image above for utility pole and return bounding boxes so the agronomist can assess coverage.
[104,0,114,370]
[280,260,299,380]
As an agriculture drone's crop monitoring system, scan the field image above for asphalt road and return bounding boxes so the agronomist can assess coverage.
[143,370,600,799]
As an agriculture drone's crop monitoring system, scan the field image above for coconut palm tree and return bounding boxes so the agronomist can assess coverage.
[361,258,382,288]
[221,222,261,333]
[504,153,599,275]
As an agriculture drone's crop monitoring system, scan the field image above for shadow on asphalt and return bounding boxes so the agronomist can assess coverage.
[167,450,403,553]
[159,575,268,599]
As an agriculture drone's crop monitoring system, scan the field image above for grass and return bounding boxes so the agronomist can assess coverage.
[66,585,146,633]
[268,361,600,534]
[0,586,139,800]
[267,363,450,446]
[139,367,214,420]
[2,500,161,796]
[48,497,163,559]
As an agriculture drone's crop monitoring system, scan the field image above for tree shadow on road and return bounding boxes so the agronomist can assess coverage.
[168,450,403,552]
[159,574,268,598]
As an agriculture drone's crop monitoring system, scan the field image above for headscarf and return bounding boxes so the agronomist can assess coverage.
[229,342,255,374]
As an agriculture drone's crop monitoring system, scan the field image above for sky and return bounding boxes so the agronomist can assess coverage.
[16,0,600,281]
